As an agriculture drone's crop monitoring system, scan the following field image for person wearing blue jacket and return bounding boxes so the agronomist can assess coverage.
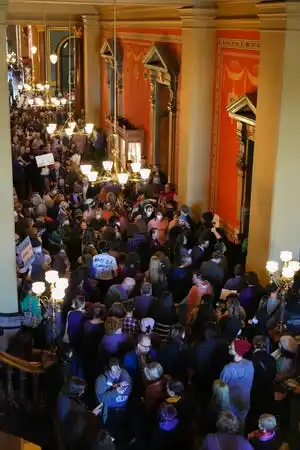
[95,358,132,446]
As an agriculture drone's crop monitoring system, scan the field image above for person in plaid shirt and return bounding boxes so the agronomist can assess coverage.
[123,300,140,337]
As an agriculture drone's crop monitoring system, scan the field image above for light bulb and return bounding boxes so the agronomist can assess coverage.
[48,123,57,132]
[51,287,65,301]
[50,53,58,64]
[68,121,76,131]
[131,162,141,173]
[80,164,92,175]
[44,83,50,90]
[60,98,67,105]
[55,278,69,290]
[282,266,295,279]
[85,123,94,134]
[31,45,37,55]
[36,83,42,90]
[45,270,59,284]
[32,281,46,295]
[117,172,129,185]
[87,171,98,182]
[266,261,279,274]
[28,99,34,106]
[103,160,113,171]
[140,168,151,180]
[46,126,53,134]
[65,127,73,137]
[280,251,293,263]
[288,261,300,273]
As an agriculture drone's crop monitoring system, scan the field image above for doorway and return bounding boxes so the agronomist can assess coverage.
[58,37,75,94]
[155,82,170,177]
[241,138,254,237]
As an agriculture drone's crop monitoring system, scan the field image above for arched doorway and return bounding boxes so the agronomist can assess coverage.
[227,92,257,237]
[143,43,179,182]
[57,36,75,93]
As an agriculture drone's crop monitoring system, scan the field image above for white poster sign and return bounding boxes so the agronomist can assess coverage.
[16,236,35,270]
[35,153,55,168]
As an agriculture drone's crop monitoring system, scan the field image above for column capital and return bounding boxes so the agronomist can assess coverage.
[257,1,300,31]
[180,5,217,29]
[82,15,101,27]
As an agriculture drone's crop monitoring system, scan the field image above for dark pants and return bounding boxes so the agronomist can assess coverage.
[105,407,131,448]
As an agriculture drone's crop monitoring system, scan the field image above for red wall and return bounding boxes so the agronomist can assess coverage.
[210,30,260,236]
[100,28,181,176]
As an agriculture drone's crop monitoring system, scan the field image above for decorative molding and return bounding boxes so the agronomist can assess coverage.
[100,19,181,28]
[226,92,257,127]
[72,26,83,39]
[210,37,260,212]
[216,17,259,30]
[101,29,182,44]
[180,6,217,29]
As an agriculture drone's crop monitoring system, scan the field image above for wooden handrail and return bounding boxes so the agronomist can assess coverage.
[0,352,45,374]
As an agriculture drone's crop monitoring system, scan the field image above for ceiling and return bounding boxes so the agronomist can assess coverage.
[6,0,258,24]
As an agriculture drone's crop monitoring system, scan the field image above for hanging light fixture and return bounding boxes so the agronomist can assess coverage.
[73,0,150,188]
[131,162,141,173]
[80,164,92,175]
[87,171,99,183]
[85,123,94,134]
[103,160,113,171]
[140,168,151,180]
[50,53,58,64]
[47,18,94,137]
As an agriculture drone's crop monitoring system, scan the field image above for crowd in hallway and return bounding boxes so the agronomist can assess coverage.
[9,103,300,450]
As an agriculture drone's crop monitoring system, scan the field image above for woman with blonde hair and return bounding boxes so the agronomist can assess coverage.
[146,254,169,296]
[226,294,246,326]
[212,380,232,411]
[205,379,233,433]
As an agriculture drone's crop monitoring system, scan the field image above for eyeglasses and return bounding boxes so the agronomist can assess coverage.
[140,343,152,349]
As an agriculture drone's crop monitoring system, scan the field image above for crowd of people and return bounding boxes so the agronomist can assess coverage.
[9,105,300,450]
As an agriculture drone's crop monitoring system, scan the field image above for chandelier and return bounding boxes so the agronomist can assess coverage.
[266,251,300,332]
[32,270,68,345]
[46,20,94,138]
[80,147,151,187]
[7,51,23,72]
[266,251,300,289]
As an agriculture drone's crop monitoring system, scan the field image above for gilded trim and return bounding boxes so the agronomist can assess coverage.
[210,37,260,211]
[101,29,182,44]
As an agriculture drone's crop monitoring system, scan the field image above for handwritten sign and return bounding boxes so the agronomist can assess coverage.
[35,153,54,168]
[16,236,34,270]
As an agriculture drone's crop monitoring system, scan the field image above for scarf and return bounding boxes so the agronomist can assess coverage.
[248,430,276,442]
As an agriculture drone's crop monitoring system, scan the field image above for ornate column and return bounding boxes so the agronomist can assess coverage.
[178,7,216,216]
[73,26,84,116]
[31,25,40,83]
[83,15,101,127]
[167,79,178,183]
[0,6,18,312]
[247,3,300,280]
[37,26,46,83]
